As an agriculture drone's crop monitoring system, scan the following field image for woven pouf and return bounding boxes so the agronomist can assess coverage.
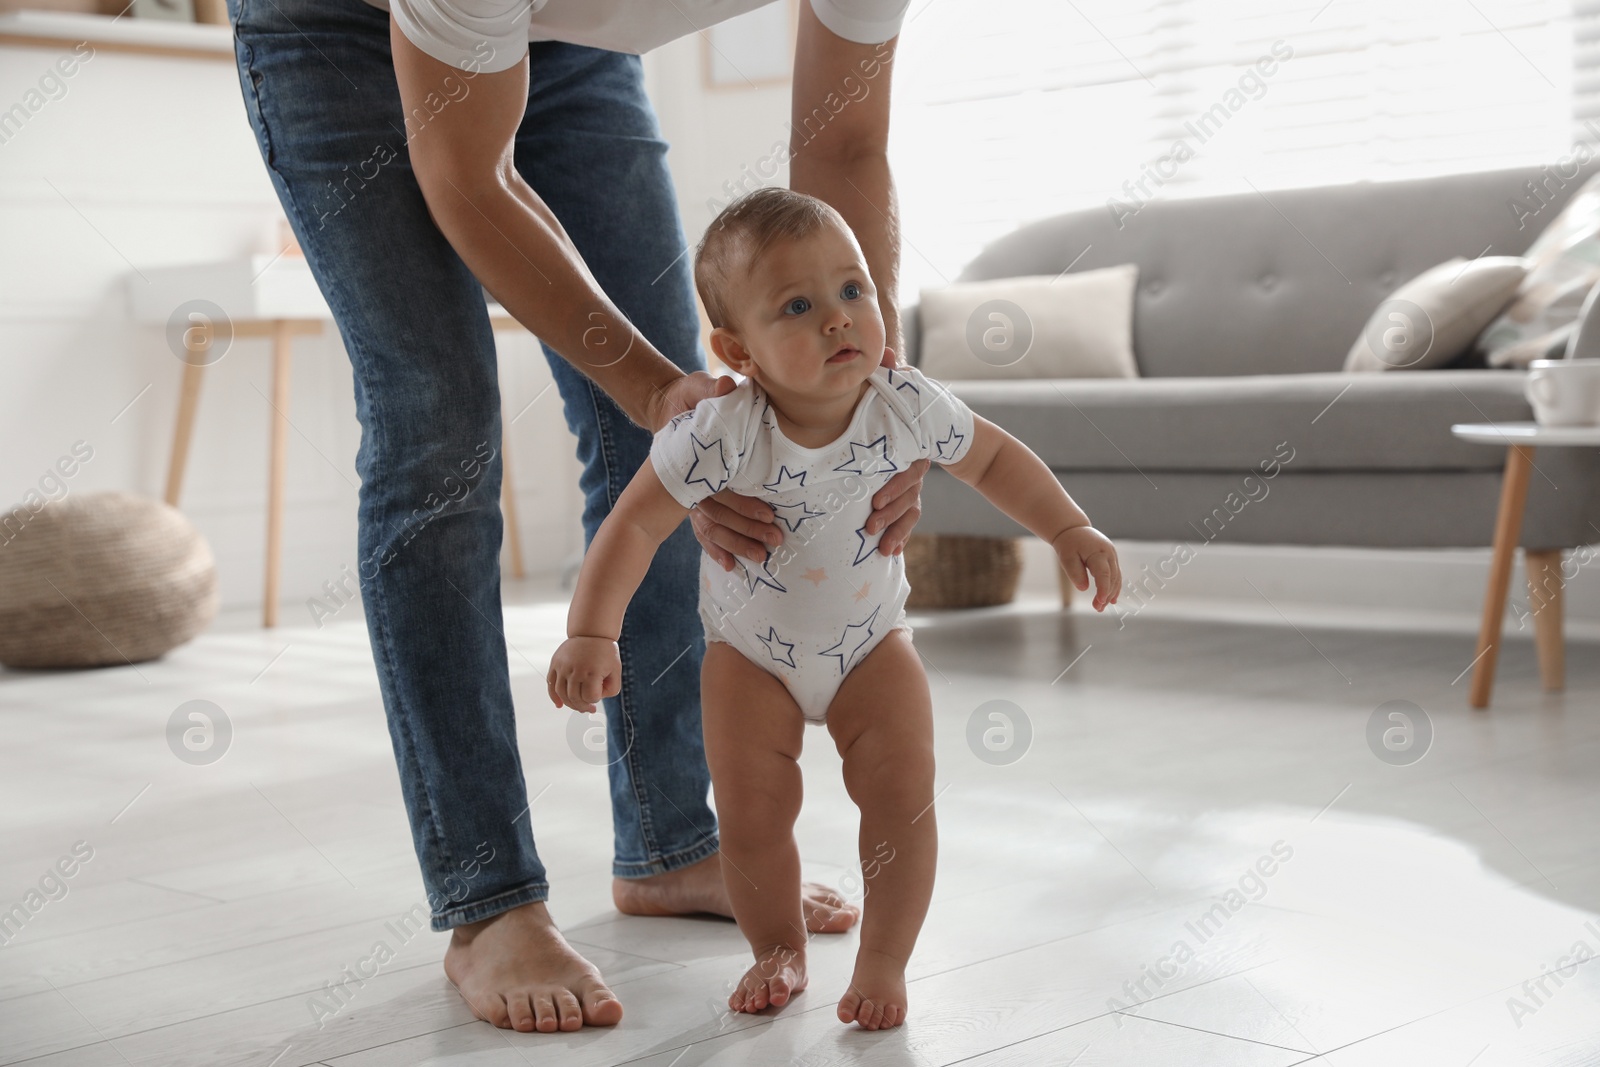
[0,491,218,669]
[904,533,1022,609]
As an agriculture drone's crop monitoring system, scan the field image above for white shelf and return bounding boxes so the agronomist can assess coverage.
[129,257,521,326]
[0,10,232,58]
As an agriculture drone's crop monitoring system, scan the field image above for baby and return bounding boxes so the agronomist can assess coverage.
[547,187,1121,1030]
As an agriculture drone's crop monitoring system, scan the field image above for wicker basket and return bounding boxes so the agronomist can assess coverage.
[904,533,1023,609]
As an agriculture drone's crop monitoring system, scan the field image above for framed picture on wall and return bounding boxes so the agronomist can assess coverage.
[701,0,797,90]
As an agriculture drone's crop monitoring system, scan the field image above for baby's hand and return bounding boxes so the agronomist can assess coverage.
[1052,526,1122,612]
[547,636,621,713]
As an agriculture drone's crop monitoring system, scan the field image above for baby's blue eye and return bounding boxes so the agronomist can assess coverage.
[784,297,810,315]
[842,282,861,300]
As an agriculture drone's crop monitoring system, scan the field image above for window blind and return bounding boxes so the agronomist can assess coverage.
[888,0,1575,303]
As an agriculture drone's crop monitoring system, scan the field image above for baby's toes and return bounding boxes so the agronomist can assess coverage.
[837,988,863,1024]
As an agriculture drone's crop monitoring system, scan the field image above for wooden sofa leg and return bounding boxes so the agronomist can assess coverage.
[1526,549,1565,692]
[1056,558,1075,610]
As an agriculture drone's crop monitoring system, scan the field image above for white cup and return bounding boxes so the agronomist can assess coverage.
[1524,358,1600,427]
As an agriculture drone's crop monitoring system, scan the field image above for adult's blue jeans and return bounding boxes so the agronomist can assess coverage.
[229,0,717,930]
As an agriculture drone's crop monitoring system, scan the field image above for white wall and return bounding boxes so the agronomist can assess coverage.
[0,37,583,626]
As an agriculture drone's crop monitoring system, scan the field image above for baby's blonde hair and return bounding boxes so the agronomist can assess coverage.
[694,187,846,331]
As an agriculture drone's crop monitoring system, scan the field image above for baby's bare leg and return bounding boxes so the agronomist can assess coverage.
[824,628,936,1031]
[702,640,810,1013]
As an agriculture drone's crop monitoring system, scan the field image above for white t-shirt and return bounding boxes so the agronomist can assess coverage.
[372,0,909,73]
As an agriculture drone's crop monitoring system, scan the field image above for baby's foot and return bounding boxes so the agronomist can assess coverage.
[837,948,908,1030]
[729,944,808,1013]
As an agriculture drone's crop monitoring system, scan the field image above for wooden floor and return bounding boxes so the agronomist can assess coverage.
[2,587,1598,1066]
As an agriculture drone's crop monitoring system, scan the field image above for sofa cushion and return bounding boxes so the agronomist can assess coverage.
[1342,257,1527,372]
[918,266,1140,380]
[945,369,1531,472]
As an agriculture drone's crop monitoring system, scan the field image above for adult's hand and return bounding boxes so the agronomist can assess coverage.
[646,368,738,433]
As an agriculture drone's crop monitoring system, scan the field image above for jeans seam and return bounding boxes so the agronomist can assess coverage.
[588,379,665,862]
[236,18,453,889]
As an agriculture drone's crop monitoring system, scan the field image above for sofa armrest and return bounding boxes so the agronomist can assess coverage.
[1565,280,1600,361]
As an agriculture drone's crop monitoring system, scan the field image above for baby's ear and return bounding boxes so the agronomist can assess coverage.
[709,326,753,374]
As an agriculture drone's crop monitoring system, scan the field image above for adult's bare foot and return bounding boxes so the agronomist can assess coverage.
[612,853,859,933]
[443,901,623,1033]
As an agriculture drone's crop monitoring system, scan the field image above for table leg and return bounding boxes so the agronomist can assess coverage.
[500,430,526,581]
[1525,548,1565,692]
[1469,444,1535,708]
[263,321,293,628]
[1055,552,1075,610]
[165,348,208,507]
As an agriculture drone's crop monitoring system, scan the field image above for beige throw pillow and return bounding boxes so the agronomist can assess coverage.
[1344,257,1528,372]
[917,265,1140,380]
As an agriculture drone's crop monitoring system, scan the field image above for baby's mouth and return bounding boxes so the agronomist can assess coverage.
[827,345,860,363]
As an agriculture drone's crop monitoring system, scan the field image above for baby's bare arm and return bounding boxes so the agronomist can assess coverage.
[945,416,1090,544]
[944,417,1122,609]
[567,458,691,641]
[550,460,692,710]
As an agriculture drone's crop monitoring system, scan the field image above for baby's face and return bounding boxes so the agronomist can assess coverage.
[714,222,885,401]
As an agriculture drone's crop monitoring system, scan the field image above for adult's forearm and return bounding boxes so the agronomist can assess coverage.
[791,148,903,358]
[425,174,684,430]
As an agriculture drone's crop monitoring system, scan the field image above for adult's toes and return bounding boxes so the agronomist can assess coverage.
[487,993,519,1030]
[803,883,847,907]
[556,991,584,1031]
[502,998,534,1030]
[806,902,861,933]
[534,992,560,1033]
[582,985,624,1026]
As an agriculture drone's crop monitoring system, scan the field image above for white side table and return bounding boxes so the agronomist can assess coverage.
[130,256,532,627]
[1452,421,1600,708]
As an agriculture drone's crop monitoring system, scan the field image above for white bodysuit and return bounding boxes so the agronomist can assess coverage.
[650,364,977,724]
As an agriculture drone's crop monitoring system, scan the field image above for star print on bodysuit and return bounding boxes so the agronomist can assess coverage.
[935,425,966,461]
[886,366,920,398]
[755,625,797,668]
[762,464,808,492]
[739,545,787,595]
[833,435,899,479]
[819,604,881,674]
[648,363,977,722]
[771,499,825,533]
[683,431,731,496]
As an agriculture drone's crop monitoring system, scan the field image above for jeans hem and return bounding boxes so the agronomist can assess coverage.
[612,835,720,880]
[429,881,550,933]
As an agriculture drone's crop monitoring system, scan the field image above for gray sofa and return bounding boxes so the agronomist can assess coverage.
[906,163,1600,554]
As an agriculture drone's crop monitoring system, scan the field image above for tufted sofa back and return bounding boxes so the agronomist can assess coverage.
[947,162,1600,378]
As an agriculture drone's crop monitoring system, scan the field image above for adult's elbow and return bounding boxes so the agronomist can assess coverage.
[410,143,514,234]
